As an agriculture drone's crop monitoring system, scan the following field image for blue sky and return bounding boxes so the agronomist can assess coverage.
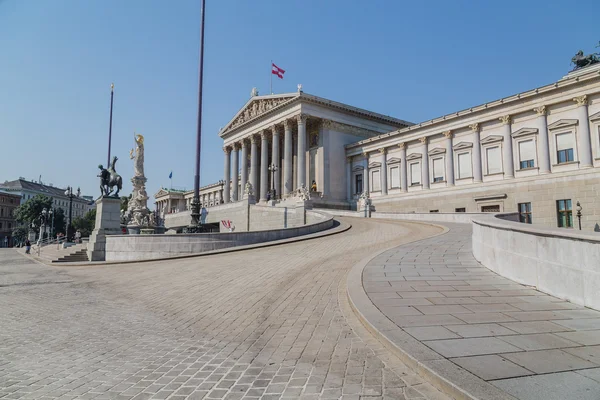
[1,0,598,199]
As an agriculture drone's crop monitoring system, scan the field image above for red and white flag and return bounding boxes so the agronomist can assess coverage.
[272,63,285,79]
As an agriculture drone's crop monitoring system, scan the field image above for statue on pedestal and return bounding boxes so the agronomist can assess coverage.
[571,46,600,70]
[125,133,155,233]
[98,156,123,197]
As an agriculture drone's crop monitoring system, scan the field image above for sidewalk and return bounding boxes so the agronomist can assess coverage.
[353,222,600,400]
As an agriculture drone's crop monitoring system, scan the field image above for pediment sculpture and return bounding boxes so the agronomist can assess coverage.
[228,98,291,130]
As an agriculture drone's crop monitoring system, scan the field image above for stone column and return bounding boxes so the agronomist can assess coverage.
[379,148,388,195]
[533,106,551,174]
[283,120,293,195]
[420,137,429,189]
[363,152,370,194]
[399,143,407,193]
[499,116,514,178]
[271,125,281,199]
[346,156,352,201]
[260,130,269,201]
[469,123,483,182]
[240,140,248,196]
[223,146,231,204]
[231,143,239,202]
[296,114,307,189]
[250,135,259,192]
[443,131,455,186]
[573,95,593,168]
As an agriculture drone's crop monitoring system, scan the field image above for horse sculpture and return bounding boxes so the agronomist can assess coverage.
[98,156,123,197]
[571,50,600,70]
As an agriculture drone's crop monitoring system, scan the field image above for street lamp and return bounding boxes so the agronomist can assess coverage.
[40,207,48,243]
[49,208,54,238]
[64,186,80,241]
[268,164,278,200]
[576,201,582,230]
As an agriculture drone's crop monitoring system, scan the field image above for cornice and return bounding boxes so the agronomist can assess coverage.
[548,119,578,130]
[480,135,504,145]
[511,127,539,138]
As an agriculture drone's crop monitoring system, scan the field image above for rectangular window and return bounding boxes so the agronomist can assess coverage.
[410,162,420,185]
[371,170,381,192]
[390,166,400,188]
[556,133,575,164]
[518,202,532,224]
[355,174,363,194]
[486,146,502,174]
[455,208,466,213]
[518,140,536,169]
[458,152,472,179]
[432,158,444,182]
[481,205,500,213]
[557,199,573,228]
[430,210,439,213]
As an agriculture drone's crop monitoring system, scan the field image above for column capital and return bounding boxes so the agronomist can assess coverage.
[442,130,453,139]
[362,151,369,159]
[378,147,387,155]
[270,125,279,135]
[469,123,480,132]
[346,156,353,163]
[499,115,511,125]
[296,114,308,124]
[250,134,259,144]
[419,136,428,144]
[240,139,248,148]
[322,119,334,128]
[232,142,240,150]
[223,146,231,154]
[260,130,269,140]
[398,142,406,150]
[533,105,547,116]
[573,95,588,106]
[282,119,291,129]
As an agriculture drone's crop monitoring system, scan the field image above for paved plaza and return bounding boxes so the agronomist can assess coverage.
[362,223,600,400]
[0,218,451,400]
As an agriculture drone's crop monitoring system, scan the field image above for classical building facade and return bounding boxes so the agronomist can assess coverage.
[0,190,20,247]
[154,181,226,218]
[345,64,600,229]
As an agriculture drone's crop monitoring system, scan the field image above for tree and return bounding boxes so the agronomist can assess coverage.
[71,209,96,237]
[120,194,131,212]
[52,208,66,236]
[13,194,53,233]
[11,226,28,245]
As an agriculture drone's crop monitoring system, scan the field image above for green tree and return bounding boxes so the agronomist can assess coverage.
[71,209,96,237]
[13,194,53,233]
[120,194,131,212]
[51,207,66,236]
[11,226,28,245]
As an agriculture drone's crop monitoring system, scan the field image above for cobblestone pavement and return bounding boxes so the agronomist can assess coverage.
[0,218,451,400]
[363,223,600,400]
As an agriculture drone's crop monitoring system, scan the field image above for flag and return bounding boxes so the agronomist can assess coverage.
[272,63,285,79]
[169,171,172,179]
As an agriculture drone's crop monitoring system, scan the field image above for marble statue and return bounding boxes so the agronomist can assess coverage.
[244,182,254,197]
[125,132,155,233]
[130,133,145,177]
[297,184,311,201]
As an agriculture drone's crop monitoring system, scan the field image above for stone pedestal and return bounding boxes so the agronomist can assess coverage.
[87,196,121,261]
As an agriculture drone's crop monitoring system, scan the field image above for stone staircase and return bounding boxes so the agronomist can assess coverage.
[22,242,89,263]
[53,248,89,263]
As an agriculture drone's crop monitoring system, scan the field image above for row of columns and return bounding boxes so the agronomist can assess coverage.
[349,97,594,199]
[223,114,308,203]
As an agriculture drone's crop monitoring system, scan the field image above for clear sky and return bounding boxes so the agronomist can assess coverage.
[1,0,598,200]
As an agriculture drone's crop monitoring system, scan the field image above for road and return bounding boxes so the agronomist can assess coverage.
[0,218,448,400]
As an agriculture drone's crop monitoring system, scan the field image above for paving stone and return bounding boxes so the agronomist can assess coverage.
[498,333,580,351]
[450,355,534,381]
[424,337,522,358]
[564,345,600,364]
[576,367,600,383]
[555,330,600,345]
[553,318,600,331]
[499,321,572,334]
[503,349,597,373]
[492,371,600,400]
[444,323,517,338]
[403,326,461,341]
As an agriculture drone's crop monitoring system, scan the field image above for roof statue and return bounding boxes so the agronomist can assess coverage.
[571,43,600,70]
[250,87,259,97]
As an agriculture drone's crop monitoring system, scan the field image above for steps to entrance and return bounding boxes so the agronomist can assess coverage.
[53,248,89,263]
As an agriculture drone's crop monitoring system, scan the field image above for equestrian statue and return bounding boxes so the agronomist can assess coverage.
[571,43,600,70]
[97,156,123,197]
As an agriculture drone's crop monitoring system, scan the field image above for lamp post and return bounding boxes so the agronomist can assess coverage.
[64,186,81,241]
[268,164,278,200]
[576,201,582,230]
[189,0,207,232]
[49,208,54,239]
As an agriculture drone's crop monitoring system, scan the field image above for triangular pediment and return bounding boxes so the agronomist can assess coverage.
[387,157,401,164]
[548,119,578,130]
[154,188,171,198]
[406,152,422,161]
[352,165,364,171]
[453,141,474,150]
[589,111,600,122]
[219,94,299,136]
[368,162,381,168]
[511,127,538,138]
[428,147,446,156]
[480,135,504,144]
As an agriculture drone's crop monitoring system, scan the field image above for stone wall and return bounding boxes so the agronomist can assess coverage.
[105,211,334,261]
[472,213,600,310]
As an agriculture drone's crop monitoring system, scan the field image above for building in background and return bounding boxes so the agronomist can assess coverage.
[0,178,95,221]
[0,189,21,247]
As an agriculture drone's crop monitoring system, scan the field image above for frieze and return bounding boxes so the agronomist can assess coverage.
[323,120,382,139]
[225,97,294,133]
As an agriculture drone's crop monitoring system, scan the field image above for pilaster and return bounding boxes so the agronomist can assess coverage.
[419,137,429,189]
[443,131,455,186]
[469,123,483,182]
[573,95,593,167]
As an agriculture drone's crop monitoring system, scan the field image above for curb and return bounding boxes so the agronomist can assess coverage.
[23,218,352,267]
[346,220,517,400]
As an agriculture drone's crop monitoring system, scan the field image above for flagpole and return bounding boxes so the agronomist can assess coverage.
[270,60,273,94]
[107,83,114,167]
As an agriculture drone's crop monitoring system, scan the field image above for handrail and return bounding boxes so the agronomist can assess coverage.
[32,236,69,256]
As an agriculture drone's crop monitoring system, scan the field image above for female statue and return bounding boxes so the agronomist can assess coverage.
[130,133,145,177]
